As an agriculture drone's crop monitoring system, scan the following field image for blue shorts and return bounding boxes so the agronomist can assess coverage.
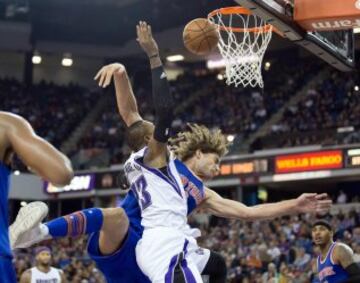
[0,256,16,283]
[87,227,150,283]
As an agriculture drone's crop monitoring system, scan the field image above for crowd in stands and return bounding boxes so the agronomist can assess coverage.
[0,78,101,148]
[194,207,360,283]
[255,70,360,150]
[0,78,101,170]
[13,203,360,282]
[1,56,359,169]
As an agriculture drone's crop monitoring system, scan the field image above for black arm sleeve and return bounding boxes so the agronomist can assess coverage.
[151,65,174,143]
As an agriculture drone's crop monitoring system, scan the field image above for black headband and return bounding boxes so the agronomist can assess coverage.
[312,220,332,231]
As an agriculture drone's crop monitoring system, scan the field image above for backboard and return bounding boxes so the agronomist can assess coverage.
[235,0,355,71]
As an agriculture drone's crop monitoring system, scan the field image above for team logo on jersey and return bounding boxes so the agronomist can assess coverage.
[319,266,335,281]
[195,248,205,255]
[35,279,59,283]
[181,175,204,204]
[124,163,135,175]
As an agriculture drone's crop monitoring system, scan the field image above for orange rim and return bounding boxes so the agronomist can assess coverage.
[208,6,276,34]
[208,7,253,17]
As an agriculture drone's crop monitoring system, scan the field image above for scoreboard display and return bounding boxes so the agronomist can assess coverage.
[217,145,360,184]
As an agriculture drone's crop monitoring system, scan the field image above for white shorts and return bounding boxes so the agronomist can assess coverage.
[136,227,210,283]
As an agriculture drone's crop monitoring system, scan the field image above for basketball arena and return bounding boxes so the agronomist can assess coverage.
[1,0,360,282]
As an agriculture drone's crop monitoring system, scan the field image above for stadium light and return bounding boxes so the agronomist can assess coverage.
[166,54,184,62]
[62,54,73,67]
[348,148,360,156]
[227,134,235,142]
[217,73,224,80]
[264,61,271,71]
[207,59,226,69]
[32,52,42,65]
[354,85,359,91]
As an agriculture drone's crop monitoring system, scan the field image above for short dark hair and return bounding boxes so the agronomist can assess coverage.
[312,220,332,231]
[125,120,149,151]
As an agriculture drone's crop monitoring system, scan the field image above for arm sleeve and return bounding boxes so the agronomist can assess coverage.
[151,65,174,143]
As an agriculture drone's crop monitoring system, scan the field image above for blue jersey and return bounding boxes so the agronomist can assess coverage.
[317,242,349,283]
[120,159,205,236]
[0,162,11,258]
[174,159,205,215]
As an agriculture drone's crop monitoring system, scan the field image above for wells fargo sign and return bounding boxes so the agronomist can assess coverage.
[275,151,343,173]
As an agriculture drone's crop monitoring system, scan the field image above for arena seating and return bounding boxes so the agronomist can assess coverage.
[255,70,360,150]
[2,57,359,169]
[0,78,100,148]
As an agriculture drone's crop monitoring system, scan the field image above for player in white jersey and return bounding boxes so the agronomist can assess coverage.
[124,21,204,283]
[19,246,66,283]
[124,21,333,283]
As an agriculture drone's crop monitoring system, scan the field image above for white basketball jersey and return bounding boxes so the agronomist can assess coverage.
[124,147,188,229]
[30,267,62,283]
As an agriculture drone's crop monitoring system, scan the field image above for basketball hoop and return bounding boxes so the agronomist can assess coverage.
[208,7,273,88]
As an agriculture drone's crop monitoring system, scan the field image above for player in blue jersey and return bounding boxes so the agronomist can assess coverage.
[12,22,332,283]
[312,220,360,283]
[0,111,73,283]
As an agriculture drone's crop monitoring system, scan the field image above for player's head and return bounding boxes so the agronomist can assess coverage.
[34,246,52,267]
[170,123,229,180]
[312,220,333,247]
[125,120,155,151]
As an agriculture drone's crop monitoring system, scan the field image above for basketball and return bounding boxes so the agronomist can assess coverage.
[183,18,219,55]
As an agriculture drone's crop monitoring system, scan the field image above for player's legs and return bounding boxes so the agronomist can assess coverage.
[98,207,129,255]
[166,249,203,283]
[11,205,129,252]
[136,229,203,283]
[87,226,150,283]
[9,202,48,249]
[185,238,227,283]
[201,251,227,283]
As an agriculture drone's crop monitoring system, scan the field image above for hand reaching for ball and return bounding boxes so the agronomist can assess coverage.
[136,21,159,58]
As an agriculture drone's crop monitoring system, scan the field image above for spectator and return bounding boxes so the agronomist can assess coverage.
[262,262,279,283]
[337,190,348,204]
[293,247,311,271]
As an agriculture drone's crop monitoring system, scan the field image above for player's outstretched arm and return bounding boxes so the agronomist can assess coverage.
[0,112,73,186]
[94,63,142,127]
[137,21,174,168]
[334,244,360,281]
[200,188,332,221]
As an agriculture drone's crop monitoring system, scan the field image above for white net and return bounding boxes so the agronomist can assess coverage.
[208,8,273,88]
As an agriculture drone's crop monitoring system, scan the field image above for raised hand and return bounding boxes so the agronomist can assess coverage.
[136,21,159,58]
[94,63,126,88]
